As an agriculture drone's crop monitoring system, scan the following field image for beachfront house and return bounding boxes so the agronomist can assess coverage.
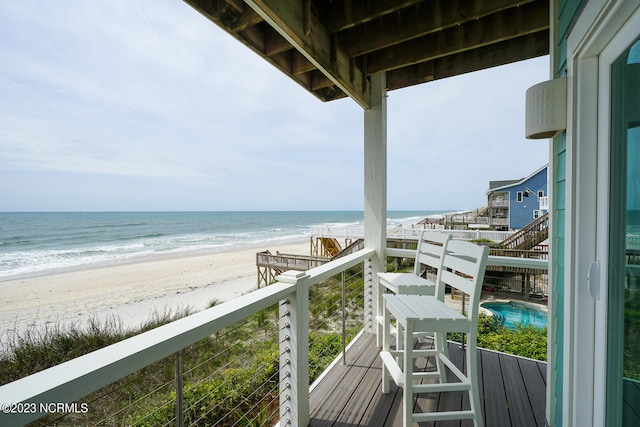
[487,164,549,230]
[1,1,639,426]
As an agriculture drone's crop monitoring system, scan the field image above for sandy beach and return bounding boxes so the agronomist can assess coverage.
[0,240,309,342]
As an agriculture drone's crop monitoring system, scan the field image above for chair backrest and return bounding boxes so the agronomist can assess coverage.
[435,239,489,323]
[413,231,452,283]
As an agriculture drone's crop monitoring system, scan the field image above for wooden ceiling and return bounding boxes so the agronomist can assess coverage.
[184,0,549,109]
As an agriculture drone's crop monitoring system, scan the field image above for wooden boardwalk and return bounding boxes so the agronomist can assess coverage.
[310,332,546,427]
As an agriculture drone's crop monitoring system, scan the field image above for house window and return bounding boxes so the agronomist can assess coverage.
[533,210,540,219]
[538,190,544,199]
[517,191,523,202]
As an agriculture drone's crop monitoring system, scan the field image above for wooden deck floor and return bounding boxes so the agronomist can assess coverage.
[309,332,546,427]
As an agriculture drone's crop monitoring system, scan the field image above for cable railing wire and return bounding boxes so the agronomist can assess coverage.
[16,259,369,427]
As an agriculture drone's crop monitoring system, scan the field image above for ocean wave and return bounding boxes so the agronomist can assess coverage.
[0,211,434,279]
[90,222,149,228]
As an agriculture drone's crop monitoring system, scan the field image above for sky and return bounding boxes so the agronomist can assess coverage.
[0,1,550,212]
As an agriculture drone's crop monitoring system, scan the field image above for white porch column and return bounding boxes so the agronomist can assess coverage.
[364,72,387,335]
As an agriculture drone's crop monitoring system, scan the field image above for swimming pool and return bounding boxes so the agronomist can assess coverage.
[481,301,547,329]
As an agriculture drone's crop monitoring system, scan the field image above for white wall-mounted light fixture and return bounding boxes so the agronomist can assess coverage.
[525,77,567,139]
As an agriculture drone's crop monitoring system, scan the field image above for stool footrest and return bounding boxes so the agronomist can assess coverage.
[413,410,476,422]
[387,349,437,358]
[412,372,442,380]
[413,381,471,393]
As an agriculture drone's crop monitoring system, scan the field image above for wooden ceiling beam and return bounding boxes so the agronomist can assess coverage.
[245,0,369,108]
[320,0,423,32]
[310,70,334,91]
[432,31,550,80]
[342,0,538,56]
[265,27,293,56]
[239,22,266,52]
[386,31,549,91]
[291,51,315,75]
[231,7,263,32]
[386,61,435,91]
[366,1,549,74]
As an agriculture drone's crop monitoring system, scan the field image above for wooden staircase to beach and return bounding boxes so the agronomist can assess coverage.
[500,212,549,250]
[315,237,343,257]
[256,251,331,287]
[257,238,366,287]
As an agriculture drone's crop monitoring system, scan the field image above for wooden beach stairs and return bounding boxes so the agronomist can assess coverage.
[499,212,549,250]
[256,239,365,287]
[258,234,424,288]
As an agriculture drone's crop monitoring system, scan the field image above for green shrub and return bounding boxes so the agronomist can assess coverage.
[449,315,547,361]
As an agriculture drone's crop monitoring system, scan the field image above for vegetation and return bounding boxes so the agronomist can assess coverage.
[468,238,495,244]
[448,315,547,361]
[0,271,364,426]
[0,308,194,386]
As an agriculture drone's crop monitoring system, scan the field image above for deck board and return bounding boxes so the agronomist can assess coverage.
[518,358,547,427]
[310,332,546,427]
[309,334,380,427]
[499,353,536,426]
[478,350,510,427]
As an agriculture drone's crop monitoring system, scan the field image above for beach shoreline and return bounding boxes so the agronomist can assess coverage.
[0,239,309,342]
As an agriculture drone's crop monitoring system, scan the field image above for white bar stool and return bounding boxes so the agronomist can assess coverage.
[380,240,489,427]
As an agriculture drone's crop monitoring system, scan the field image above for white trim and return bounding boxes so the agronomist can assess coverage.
[546,3,556,422]
[597,10,640,426]
[564,1,640,426]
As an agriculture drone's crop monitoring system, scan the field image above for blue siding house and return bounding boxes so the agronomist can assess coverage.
[487,164,548,230]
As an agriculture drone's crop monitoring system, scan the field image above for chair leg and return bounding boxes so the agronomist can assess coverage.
[376,280,384,347]
[467,339,484,427]
[434,332,448,384]
[397,321,405,371]
[382,302,391,394]
[402,320,414,427]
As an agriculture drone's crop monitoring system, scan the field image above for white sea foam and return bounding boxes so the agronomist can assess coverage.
[0,211,442,280]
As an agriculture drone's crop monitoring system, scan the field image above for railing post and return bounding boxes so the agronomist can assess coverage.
[278,272,309,427]
[175,350,184,427]
[364,259,376,336]
[341,271,347,365]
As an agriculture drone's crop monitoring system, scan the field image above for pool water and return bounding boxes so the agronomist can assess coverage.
[481,301,547,329]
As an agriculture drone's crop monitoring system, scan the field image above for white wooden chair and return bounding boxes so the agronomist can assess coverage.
[375,230,451,339]
[380,239,489,427]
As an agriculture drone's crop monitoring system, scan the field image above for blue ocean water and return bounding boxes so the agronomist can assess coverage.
[0,211,443,280]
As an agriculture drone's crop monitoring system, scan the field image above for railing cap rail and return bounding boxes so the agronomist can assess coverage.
[0,282,295,424]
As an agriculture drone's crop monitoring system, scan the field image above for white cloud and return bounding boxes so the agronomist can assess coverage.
[0,0,549,212]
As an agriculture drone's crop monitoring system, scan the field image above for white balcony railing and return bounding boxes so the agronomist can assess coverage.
[310,225,514,244]
[0,248,376,426]
[0,240,548,426]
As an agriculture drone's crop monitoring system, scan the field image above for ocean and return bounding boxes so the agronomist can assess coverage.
[0,211,445,280]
